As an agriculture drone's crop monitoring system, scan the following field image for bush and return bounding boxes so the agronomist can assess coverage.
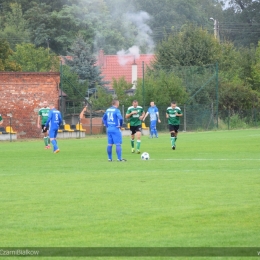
[229,114,248,129]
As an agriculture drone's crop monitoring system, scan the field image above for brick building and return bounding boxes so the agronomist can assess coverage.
[0,72,60,138]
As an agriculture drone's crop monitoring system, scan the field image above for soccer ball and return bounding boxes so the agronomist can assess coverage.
[141,152,150,160]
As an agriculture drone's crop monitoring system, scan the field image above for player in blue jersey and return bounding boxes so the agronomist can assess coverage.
[44,103,63,153]
[143,101,161,138]
[102,99,126,162]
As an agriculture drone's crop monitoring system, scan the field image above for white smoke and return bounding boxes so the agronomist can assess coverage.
[125,11,154,53]
[117,45,140,66]
[117,11,154,66]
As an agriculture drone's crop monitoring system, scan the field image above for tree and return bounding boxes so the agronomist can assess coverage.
[251,41,260,91]
[133,0,223,46]
[90,86,113,110]
[218,41,241,81]
[23,0,127,55]
[0,0,72,14]
[134,70,188,107]
[65,36,108,89]
[24,3,55,50]
[0,3,30,50]
[221,0,260,46]
[5,3,27,31]
[87,77,133,110]
[24,2,92,55]
[48,4,95,54]
[61,65,88,101]
[112,77,133,107]
[0,39,21,71]
[10,43,59,72]
[218,42,260,91]
[154,24,221,68]
[236,45,256,86]
[151,25,221,108]
[219,82,259,112]
[58,0,133,54]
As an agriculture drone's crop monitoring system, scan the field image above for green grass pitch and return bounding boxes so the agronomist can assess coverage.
[0,129,259,259]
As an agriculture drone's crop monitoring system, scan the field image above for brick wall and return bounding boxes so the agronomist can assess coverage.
[81,118,104,134]
[0,72,60,138]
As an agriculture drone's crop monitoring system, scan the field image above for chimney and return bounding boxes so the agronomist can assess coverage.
[132,57,137,89]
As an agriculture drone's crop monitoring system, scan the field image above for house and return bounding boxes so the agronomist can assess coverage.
[61,51,155,90]
[96,50,155,89]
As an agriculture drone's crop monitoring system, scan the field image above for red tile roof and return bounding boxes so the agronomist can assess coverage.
[61,52,155,89]
[97,50,155,88]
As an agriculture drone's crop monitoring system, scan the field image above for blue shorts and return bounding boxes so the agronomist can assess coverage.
[107,128,122,145]
[150,120,157,129]
[49,129,58,138]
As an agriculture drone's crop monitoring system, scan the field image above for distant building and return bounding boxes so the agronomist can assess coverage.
[60,51,155,90]
[96,50,155,89]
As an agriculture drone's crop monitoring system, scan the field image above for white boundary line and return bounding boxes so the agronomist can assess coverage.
[152,158,260,161]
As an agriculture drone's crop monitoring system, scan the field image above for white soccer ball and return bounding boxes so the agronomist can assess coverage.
[141,152,150,160]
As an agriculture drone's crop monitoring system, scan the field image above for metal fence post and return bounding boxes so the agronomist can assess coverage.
[59,61,64,118]
[90,106,92,135]
[228,107,230,130]
[77,116,81,139]
[254,108,256,127]
[9,116,12,142]
[215,62,219,128]
[122,105,125,124]
[183,104,187,132]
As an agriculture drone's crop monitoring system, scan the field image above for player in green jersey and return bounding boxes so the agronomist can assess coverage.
[0,114,3,125]
[166,101,182,150]
[37,101,51,149]
[126,100,145,154]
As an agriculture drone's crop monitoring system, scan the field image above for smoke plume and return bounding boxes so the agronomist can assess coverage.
[117,11,154,65]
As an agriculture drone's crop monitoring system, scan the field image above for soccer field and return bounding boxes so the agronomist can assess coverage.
[0,129,259,259]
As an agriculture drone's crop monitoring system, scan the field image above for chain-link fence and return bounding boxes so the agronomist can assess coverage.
[1,106,259,141]
[140,105,260,132]
[80,105,260,135]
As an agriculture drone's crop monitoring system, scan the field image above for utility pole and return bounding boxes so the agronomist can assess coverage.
[210,18,219,41]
